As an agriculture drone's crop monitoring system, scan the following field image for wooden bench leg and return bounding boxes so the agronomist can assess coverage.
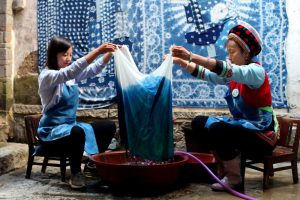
[292,159,299,183]
[263,160,273,189]
[41,157,49,173]
[60,157,67,182]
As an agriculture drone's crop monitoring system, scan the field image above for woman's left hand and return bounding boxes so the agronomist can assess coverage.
[98,43,118,54]
[164,54,187,68]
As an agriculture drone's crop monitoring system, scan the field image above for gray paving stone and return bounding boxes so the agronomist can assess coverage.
[0,142,27,175]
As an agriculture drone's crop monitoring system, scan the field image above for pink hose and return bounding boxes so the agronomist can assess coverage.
[175,150,258,200]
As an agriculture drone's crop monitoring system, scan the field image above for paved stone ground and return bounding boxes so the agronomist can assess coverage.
[0,143,27,175]
[0,161,300,200]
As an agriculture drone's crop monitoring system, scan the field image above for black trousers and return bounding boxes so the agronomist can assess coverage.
[40,120,116,174]
[191,115,274,161]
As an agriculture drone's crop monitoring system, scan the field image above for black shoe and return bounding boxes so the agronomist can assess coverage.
[83,161,97,178]
[69,172,86,189]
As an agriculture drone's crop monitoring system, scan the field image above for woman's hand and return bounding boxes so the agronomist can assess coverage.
[173,57,188,68]
[164,53,188,69]
[102,52,113,64]
[97,42,118,54]
[85,43,120,64]
[171,45,190,61]
[101,44,124,64]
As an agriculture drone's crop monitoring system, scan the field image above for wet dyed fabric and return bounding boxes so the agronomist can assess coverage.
[114,46,174,161]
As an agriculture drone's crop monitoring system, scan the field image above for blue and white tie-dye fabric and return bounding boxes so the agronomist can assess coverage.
[114,46,174,161]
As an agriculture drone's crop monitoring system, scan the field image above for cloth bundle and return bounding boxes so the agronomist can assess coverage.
[114,46,174,161]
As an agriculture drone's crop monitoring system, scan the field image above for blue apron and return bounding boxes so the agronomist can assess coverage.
[205,88,273,131]
[38,83,99,154]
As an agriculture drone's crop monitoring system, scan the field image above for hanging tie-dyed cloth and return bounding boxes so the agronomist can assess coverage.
[114,46,174,161]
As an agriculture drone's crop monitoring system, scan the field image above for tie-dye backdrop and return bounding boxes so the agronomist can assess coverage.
[38,0,288,109]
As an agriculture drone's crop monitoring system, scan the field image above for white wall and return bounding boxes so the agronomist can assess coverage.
[285,0,300,115]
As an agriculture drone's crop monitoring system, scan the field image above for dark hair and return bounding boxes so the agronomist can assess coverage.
[46,36,72,70]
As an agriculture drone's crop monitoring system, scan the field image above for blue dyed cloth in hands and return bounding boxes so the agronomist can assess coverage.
[114,46,174,161]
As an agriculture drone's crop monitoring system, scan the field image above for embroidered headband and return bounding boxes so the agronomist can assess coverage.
[228,21,262,57]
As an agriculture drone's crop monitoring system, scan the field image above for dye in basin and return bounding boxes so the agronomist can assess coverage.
[90,150,188,188]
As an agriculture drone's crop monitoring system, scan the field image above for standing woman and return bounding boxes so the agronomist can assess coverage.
[171,21,278,191]
[38,36,118,189]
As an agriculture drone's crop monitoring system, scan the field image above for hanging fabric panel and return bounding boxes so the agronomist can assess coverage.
[114,46,174,161]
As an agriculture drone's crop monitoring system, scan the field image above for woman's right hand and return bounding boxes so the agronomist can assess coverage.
[171,45,190,61]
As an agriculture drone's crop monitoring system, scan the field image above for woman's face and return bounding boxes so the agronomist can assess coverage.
[57,47,72,69]
[226,40,249,65]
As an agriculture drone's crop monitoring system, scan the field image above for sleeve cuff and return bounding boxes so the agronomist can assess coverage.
[211,59,223,75]
[192,65,206,80]
[191,65,199,77]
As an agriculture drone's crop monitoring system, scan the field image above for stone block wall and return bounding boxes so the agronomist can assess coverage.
[0,0,14,143]
[14,74,40,104]
[0,0,35,143]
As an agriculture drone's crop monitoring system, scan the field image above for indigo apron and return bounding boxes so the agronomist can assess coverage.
[38,83,99,154]
[205,87,274,132]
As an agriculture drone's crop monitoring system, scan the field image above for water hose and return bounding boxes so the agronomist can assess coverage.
[175,150,258,200]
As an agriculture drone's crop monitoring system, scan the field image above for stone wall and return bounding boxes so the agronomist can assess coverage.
[0,0,14,142]
[0,0,37,142]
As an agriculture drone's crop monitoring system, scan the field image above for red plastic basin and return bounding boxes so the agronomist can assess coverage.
[178,152,218,182]
[90,150,189,188]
